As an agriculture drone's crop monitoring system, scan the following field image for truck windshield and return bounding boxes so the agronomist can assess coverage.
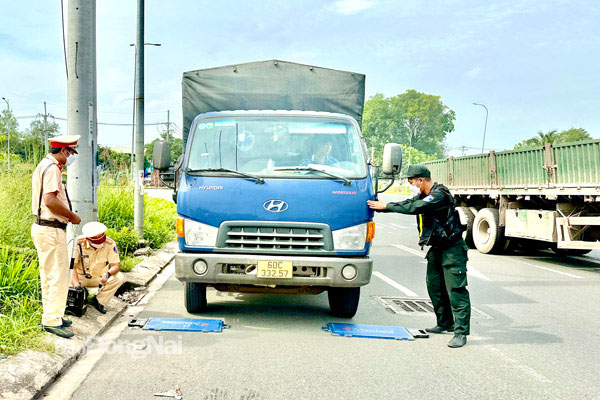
[186,116,367,179]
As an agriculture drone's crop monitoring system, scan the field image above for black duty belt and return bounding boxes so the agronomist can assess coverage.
[36,219,68,230]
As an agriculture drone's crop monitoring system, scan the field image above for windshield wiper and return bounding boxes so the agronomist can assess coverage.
[273,166,351,186]
[185,168,265,184]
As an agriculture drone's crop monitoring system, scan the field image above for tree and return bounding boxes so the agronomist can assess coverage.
[99,146,131,174]
[15,118,60,164]
[363,90,455,161]
[0,108,19,165]
[514,128,593,149]
[554,128,592,144]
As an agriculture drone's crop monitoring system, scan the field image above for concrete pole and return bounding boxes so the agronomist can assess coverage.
[134,0,145,236]
[67,0,98,238]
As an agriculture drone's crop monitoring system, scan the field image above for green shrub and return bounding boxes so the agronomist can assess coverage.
[120,256,142,273]
[106,227,139,256]
[143,197,176,248]
[98,185,176,250]
[98,186,134,231]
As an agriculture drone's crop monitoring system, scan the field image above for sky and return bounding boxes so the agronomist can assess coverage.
[1,0,599,156]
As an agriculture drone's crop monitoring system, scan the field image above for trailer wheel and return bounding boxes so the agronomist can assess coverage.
[473,208,506,254]
[185,282,208,313]
[328,287,360,318]
[456,207,475,249]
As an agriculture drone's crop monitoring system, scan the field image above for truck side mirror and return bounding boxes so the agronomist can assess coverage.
[152,141,171,172]
[381,143,403,175]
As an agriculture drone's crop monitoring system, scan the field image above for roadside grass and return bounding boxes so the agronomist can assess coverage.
[99,184,176,251]
[0,166,35,249]
[0,249,52,355]
[0,170,176,355]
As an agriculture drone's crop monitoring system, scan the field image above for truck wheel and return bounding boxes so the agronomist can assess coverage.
[473,208,506,254]
[185,282,207,313]
[456,207,475,249]
[328,287,360,318]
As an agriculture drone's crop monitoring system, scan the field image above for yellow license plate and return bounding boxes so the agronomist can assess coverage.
[257,260,293,279]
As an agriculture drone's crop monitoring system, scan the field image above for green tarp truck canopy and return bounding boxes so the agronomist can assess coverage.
[181,60,366,147]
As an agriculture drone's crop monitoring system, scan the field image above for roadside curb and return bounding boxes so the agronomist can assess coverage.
[0,241,177,400]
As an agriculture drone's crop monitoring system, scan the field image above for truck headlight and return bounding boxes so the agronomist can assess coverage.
[332,223,367,250]
[184,219,218,246]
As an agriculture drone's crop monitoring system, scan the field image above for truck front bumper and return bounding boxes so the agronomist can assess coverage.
[175,252,372,288]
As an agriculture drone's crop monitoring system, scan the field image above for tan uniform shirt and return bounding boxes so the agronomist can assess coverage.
[74,237,120,277]
[31,155,70,223]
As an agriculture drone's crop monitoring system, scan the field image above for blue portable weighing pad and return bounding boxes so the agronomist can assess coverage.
[323,323,414,340]
[142,318,228,332]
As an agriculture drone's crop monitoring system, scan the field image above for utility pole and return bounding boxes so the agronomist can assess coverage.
[43,102,49,154]
[67,0,98,236]
[166,109,170,142]
[134,0,145,237]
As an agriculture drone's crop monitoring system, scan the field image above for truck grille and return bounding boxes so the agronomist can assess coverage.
[217,222,333,253]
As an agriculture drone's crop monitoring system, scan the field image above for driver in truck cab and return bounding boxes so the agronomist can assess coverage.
[302,138,339,167]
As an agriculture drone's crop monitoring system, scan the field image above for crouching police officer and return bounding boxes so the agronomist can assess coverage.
[368,164,471,348]
[71,222,124,314]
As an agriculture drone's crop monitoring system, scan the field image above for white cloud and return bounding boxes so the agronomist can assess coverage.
[334,0,376,15]
[465,66,482,79]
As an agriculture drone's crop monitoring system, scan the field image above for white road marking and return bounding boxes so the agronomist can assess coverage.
[390,223,409,229]
[467,264,492,281]
[392,244,426,258]
[373,271,418,297]
[515,259,584,279]
[377,223,390,229]
[392,244,492,281]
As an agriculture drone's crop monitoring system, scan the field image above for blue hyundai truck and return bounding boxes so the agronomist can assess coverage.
[153,60,401,317]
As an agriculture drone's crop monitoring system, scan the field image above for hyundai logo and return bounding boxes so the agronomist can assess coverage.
[263,199,288,212]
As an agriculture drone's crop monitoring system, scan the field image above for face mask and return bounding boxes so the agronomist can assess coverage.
[89,233,106,248]
[410,181,422,197]
[65,151,77,166]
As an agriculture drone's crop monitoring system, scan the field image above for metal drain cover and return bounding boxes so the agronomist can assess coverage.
[378,297,492,319]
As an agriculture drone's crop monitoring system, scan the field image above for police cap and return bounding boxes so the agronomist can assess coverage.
[401,164,431,179]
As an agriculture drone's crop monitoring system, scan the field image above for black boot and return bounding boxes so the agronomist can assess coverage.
[425,325,454,334]
[43,325,74,339]
[92,297,106,314]
[448,334,467,348]
[61,318,72,327]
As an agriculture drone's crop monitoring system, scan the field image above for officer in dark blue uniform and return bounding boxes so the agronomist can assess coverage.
[368,164,471,348]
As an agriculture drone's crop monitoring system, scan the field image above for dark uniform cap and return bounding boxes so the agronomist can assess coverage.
[401,164,431,179]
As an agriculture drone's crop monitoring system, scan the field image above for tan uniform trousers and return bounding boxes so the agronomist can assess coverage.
[31,224,69,327]
[78,272,125,306]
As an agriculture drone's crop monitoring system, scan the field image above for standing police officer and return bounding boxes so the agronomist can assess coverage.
[31,135,82,338]
[367,164,471,348]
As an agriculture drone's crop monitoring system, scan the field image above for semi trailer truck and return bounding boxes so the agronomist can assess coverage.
[423,140,600,255]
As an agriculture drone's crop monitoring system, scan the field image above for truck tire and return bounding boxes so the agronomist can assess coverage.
[456,207,475,249]
[473,208,506,254]
[185,282,207,313]
[328,287,360,318]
